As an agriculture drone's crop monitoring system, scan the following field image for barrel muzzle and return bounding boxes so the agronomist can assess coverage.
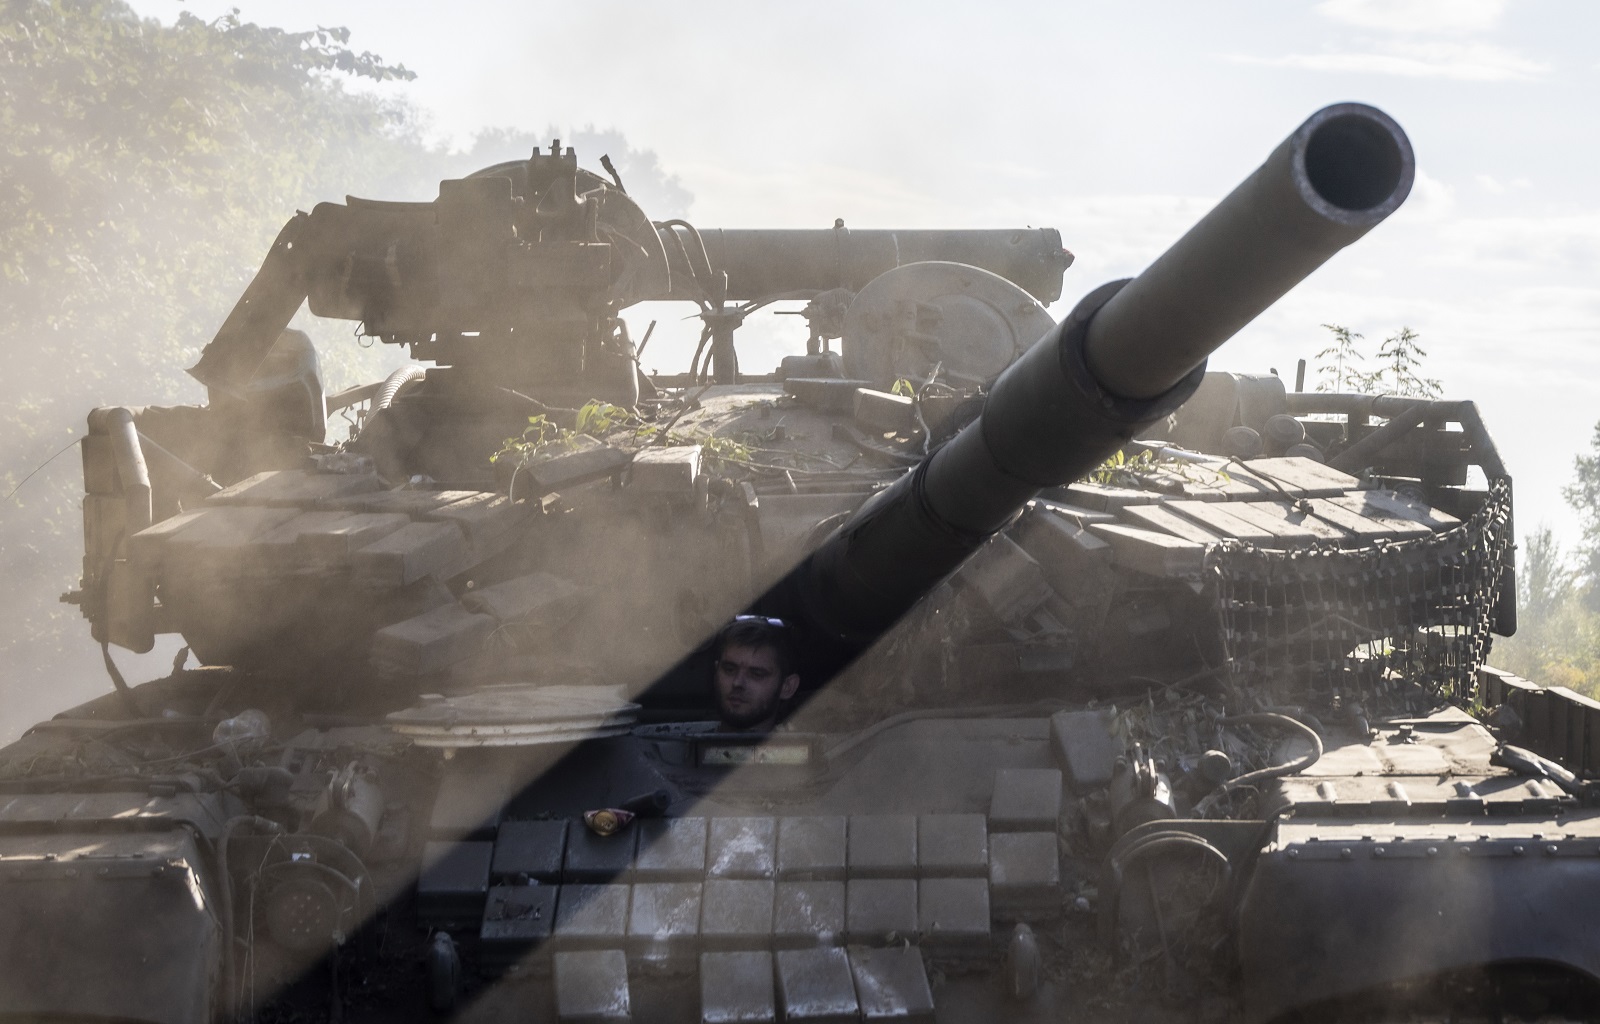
[1083,102,1414,399]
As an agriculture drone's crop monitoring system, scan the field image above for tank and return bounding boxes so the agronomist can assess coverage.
[3,102,1595,1024]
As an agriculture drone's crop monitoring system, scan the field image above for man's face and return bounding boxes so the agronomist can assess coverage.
[713,643,800,731]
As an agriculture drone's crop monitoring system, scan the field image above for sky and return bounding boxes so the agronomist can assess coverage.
[128,0,1600,545]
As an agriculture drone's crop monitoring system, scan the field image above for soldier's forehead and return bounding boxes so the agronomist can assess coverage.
[722,643,778,662]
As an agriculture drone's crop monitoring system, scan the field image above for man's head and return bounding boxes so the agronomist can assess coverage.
[711,616,800,732]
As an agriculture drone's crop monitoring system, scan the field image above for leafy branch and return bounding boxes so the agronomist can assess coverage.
[1372,327,1442,399]
[1314,323,1370,393]
[493,400,763,475]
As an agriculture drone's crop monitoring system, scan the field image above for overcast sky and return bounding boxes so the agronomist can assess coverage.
[131,0,1600,545]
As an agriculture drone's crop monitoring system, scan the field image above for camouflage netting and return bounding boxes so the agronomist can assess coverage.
[1211,479,1514,710]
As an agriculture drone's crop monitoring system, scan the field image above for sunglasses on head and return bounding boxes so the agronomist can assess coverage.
[733,614,787,628]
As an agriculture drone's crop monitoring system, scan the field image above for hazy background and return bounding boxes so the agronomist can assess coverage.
[122,0,1600,535]
[4,0,1597,737]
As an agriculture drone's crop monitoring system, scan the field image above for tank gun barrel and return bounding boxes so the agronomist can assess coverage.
[1085,103,1413,400]
[654,227,1073,305]
[780,103,1415,652]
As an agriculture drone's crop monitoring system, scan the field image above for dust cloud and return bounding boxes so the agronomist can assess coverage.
[0,2,701,741]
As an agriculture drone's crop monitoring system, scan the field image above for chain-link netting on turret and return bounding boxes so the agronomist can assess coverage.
[1209,479,1513,710]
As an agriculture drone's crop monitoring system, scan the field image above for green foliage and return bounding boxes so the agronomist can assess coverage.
[573,400,633,437]
[2,0,425,412]
[1519,526,1576,624]
[696,433,756,473]
[1089,448,1160,486]
[1491,540,1600,695]
[1371,327,1442,399]
[0,1,431,693]
[1315,324,1441,398]
[1494,451,1600,696]
[1314,323,1369,393]
[1563,421,1600,601]
[491,414,569,463]
[0,1,697,735]
[493,401,756,476]
[1087,448,1222,490]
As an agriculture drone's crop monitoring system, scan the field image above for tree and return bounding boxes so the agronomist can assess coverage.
[1,1,422,405]
[1493,437,1600,695]
[0,0,427,733]
[1519,526,1576,625]
[1491,526,1598,693]
[1563,420,1600,609]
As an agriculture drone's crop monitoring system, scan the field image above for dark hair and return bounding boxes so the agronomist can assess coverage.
[714,617,798,679]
